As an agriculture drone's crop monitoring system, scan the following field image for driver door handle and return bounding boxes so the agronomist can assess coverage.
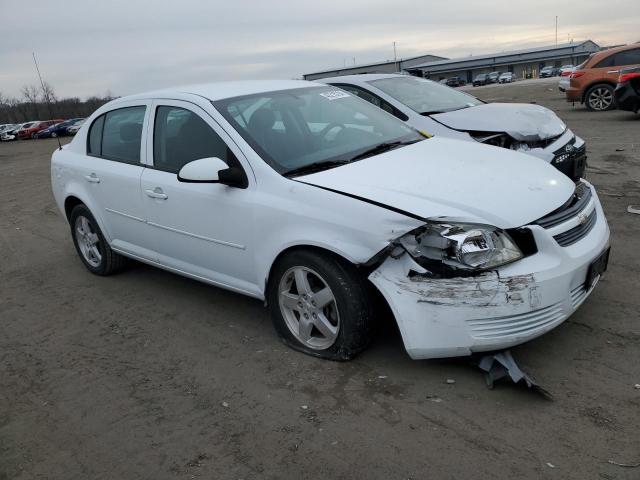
[145,187,168,200]
[85,173,100,183]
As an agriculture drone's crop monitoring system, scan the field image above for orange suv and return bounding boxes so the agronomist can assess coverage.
[565,43,640,111]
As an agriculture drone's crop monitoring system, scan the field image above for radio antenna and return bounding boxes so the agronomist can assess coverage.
[32,52,62,150]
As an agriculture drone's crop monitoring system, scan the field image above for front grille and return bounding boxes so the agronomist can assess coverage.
[552,141,587,181]
[467,302,565,339]
[535,182,592,229]
[553,209,597,246]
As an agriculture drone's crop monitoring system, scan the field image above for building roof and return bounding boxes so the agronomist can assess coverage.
[410,40,600,73]
[303,53,447,77]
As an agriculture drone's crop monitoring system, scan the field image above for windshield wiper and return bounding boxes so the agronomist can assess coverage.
[348,139,421,162]
[283,159,351,178]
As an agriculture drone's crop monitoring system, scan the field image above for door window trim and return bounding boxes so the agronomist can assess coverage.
[86,103,150,165]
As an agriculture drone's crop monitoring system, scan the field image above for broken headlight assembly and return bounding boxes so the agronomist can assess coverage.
[396,222,523,274]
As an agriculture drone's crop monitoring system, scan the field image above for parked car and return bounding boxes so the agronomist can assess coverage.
[614,66,640,113]
[1,122,34,141]
[473,73,489,86]
[558,67,575,92]
[66,118,86,135]
[566,43,640,111]
[487,71,501,83]
[446,76,466,87]
[51,80,610,361]
[498,72,515,83]
[17,119,64,139]
[36,118,84,138]
[540,66,559,78]
[323,74,587,181]
[438,78,448,84]
[559,65,575,76]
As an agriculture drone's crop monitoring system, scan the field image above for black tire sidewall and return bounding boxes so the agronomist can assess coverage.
[69,205,109,275]
[267,250,372,361]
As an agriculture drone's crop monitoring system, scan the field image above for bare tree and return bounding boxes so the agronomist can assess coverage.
[21,84,40,118]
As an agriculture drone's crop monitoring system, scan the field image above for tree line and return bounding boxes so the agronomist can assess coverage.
[0,82,115,124]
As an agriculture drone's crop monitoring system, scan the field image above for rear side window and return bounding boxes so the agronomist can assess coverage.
[594,54,615,69]
[153,106,235,174]
[87,106,146,164]
[614,49,640,66]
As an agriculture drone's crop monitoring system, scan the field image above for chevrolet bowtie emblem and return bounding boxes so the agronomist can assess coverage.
[578,213,588,225]
[565,144,575,153]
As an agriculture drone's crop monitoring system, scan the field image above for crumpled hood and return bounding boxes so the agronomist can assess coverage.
[431,103,567,141]
[298,137,575,229]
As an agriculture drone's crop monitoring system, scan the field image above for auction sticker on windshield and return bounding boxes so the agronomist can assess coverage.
[319,90,350,100]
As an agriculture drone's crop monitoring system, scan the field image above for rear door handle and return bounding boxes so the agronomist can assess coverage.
[607,70,620,74]
[85,173,100,183]
[145,187,168,200]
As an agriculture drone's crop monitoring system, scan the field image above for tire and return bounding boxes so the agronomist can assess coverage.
[267,249,374,361]
[69,204,126,275]
[585,84,616,111]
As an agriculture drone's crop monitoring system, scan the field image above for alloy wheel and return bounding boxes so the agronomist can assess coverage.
[74,215,102,267]
[588,87,613,111]
[278,266,340,350]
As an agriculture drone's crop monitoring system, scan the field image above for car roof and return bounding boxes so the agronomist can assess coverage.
[110,80,322,105]
[589,43,640,63]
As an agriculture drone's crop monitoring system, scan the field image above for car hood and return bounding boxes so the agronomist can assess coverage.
[431,103,567,141]
[297,137,575,229]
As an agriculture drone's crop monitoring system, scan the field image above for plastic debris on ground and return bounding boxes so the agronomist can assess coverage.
[627,205,640,215]
[476,350,552,399]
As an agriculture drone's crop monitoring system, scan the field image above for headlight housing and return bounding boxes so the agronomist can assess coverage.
[398,222,523,272]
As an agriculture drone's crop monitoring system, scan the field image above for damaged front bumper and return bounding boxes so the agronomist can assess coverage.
[369,185,610,360]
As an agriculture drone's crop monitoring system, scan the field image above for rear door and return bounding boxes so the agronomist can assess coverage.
[80,100,155,260]
[140,100,258,296]
[594,48,640,83]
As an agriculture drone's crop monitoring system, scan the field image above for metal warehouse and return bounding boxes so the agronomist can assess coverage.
[407,41,600,82]
[302,53,446,81]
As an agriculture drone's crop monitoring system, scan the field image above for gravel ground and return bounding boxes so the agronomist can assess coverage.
[1,80,639,480]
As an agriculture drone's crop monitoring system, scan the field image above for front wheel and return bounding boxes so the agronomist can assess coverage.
[267,250,374,361]
[69,204,126,275]
[585,84,616,111]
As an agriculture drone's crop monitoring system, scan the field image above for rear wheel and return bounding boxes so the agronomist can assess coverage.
[267,250,374,361]
[585,84,616,111]
[69,204,126,275]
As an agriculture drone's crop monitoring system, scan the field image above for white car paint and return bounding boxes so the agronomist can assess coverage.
[51,80,610,360]
[322,73,585,166]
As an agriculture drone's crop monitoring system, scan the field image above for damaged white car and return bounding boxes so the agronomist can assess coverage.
[323,74,587,182]
[51,81,610,361]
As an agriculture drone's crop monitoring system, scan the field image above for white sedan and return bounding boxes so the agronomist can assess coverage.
[51,80,610,360]
[322,74,587,182]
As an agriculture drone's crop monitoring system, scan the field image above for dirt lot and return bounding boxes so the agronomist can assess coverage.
[1,80,639,480]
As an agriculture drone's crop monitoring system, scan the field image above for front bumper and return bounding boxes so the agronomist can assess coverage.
[369,183,610,360]
[519,129,587,181]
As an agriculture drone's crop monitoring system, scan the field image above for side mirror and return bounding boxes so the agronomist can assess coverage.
[177,157,248,188]
[177,157,229,183]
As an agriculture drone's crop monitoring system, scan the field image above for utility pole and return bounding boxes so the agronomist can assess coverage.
[393,41,398,72]
[555,16,558,46]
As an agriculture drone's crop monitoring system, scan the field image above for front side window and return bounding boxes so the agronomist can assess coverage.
[88,106,145,164]
[214,86,422,175]
[371,77,483,115]
[153,106,235,174]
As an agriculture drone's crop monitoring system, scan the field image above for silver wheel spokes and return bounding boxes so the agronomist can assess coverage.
[278,266,339,350]
[75,216,102,267]
[590,88,612,110]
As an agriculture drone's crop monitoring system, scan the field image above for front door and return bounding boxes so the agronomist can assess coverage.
[140,100,259,296]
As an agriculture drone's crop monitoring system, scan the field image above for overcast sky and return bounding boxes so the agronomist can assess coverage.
[1,0,638,99]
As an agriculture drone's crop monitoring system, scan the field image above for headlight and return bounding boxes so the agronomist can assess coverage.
[398,222,523,271]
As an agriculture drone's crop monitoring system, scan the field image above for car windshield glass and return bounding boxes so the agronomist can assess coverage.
[22,122,35,128]
[369,76,482,114]
[214,86,423,175]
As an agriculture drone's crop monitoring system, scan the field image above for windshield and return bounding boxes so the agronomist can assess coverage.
[21,122,35,128]
[369,76,482,114]
[214,86,423,175]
